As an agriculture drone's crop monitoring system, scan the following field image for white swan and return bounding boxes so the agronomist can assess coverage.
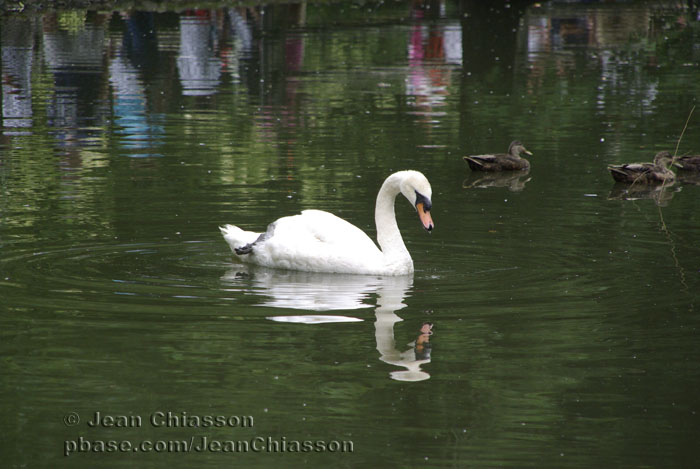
[219,170,434,275]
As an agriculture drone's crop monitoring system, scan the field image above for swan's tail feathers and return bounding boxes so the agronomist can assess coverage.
[219,224,262,256]
[236,232,270,254]
[234,244,253,255]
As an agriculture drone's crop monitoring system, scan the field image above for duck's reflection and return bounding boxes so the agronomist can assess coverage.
[677,171,700,186]
[607,182,679,206]
[463,170,532,192]
[222,266,433,381]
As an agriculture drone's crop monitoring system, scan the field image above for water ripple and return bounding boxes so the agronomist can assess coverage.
[1,241,221,314]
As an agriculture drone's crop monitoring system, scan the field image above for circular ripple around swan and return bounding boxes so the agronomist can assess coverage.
[2,241,224,314]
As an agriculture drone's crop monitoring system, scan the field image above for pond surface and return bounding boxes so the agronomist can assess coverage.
[2,0,700,467]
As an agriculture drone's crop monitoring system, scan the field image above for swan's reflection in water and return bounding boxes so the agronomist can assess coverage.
[222,266,433,381]
[264,315,362,324]
[371,276,433,382]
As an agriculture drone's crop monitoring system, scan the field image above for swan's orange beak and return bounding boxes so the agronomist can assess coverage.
[416,203,434,232]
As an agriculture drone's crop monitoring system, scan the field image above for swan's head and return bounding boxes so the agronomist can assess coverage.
[398,171,434,232]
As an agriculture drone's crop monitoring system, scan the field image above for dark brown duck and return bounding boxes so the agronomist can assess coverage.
[673,154,700,171]
[463,141,533,171]
[607,151,675,184]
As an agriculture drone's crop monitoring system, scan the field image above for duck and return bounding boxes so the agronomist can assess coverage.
[220,170,434,276]
[607,151,676,184]
[673,154,700,171]
[463,141,533,171]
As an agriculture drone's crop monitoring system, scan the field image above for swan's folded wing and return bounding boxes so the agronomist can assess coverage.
[296,210,380,251]
[265,210,380,255]
[255,210,384,273]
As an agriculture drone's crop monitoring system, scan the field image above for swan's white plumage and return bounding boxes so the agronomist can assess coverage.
[220,170,433,275]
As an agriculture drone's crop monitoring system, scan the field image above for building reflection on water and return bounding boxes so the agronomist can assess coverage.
[2,16,35,134]
[1,1,697,149]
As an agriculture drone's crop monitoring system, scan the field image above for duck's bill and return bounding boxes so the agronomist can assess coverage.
[416,203,434,231]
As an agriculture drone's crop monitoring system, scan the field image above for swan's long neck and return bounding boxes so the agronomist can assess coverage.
[375,174,411,263]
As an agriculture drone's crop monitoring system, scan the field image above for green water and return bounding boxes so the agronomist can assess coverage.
[1,1,700,467]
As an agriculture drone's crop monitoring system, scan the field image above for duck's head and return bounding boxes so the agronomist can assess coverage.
[398,171,434,232]
[653,151,674,168]
[509,140,533,157]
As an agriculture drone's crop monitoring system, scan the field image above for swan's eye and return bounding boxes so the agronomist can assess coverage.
[415,191,432,211]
